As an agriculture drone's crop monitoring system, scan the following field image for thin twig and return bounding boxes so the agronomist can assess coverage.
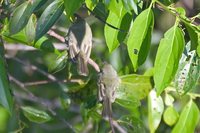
[23,79,85,87]
[113,120,127,133]
[47,30,65,43]
[6,54,57,81]
[9,74,77,133]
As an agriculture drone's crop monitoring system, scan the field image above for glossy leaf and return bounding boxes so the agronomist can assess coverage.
[9,1,29,34]
[174,43,200,94]
[48,51,68,73]
[0,42,13,114]
[127,8,154,71]
[154,25,184,95]
[34,36,60,54]
[163,106,179,126]
[35,0,64,41]
[85,0,97,10]
[25,14,37,43]
[21,106,51,123]
[121,0,138,14]
[9,0,47,34]
[116,74,152,100]
[93,2,108,21]
[105,3,132,52]
[148,89,164,133]
[172,100,199,133]
[64,0,83,20]
[185,24,198,51]
[164,93,174,106]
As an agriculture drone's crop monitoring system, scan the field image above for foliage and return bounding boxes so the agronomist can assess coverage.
[0,0,200,132]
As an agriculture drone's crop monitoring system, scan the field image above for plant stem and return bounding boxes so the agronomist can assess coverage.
[156,1,200,32]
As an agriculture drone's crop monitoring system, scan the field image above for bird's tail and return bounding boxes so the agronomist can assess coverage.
[102,96,112,121]
[102,97,115,133]
[77,51,88,76]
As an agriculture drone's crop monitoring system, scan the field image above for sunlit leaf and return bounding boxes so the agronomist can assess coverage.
[154,25,184,95]
[164,93,174,106]
[21,106,51,123]
[116,74,152,100]
[121,0,138,14]
[148,89,164,133]
[172,100,199,133]
[105,3,132,52]
[25,14,37,43]
[63,0,84,20]
[163,106,179,126]
[127,8,154,71]
[85,0,97,10]
[35,0,64,41]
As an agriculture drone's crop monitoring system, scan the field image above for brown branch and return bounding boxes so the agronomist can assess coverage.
[9,74,77,132]
[47,30,65,43]
[23,79,85,87]
[6,54,57,81]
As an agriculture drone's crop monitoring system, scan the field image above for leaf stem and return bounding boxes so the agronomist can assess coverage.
[155,1,200,32]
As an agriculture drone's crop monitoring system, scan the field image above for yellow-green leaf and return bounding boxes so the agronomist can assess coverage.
[21,106,51,123]
[172,100,199,133]
[127,8,154,71]
[148,89,164,133]
[154,25,184,95]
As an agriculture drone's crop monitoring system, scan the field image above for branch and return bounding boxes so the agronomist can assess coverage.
[9,74,77,133]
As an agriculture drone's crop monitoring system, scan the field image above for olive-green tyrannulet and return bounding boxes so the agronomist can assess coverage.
[98,63,121,120]
[66,14,92,76]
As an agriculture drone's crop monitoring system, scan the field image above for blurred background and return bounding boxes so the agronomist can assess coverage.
[0,0,200,132]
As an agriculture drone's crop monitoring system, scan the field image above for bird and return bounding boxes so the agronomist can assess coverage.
[98,63,121,124]
[66,14,92,76]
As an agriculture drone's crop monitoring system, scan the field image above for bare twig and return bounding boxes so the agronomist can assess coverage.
[4,43,67,51]
[9,74,77,132]
[47,30,65,43]
[6,54,57,81]
[113,120,127,133]
[23,79,85,87]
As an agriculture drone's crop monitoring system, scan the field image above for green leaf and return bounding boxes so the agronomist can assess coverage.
[48,51,68,73]
[164,93,174,106]
[185,24,198,51]
[198,43,200,57]
[21,106,51,123]
[63,0,83,20]
[148,89,164,133]
[116,74,152,100]
[154,25,185,95]
[121,0,138,14]
[34,36,60,54]
[163,106,179,126]
[104,4,132,52]
[93,2,108,21]
[9,1,29,34]
[25,14,37,43]
[172,100,199,133]
[35,0,64,41]
[85,0,97,10]
[0,54,13,115]
[127,8,154,71]
[9,0,47,35]
[174,43,200,94]
[115,98,141,110]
